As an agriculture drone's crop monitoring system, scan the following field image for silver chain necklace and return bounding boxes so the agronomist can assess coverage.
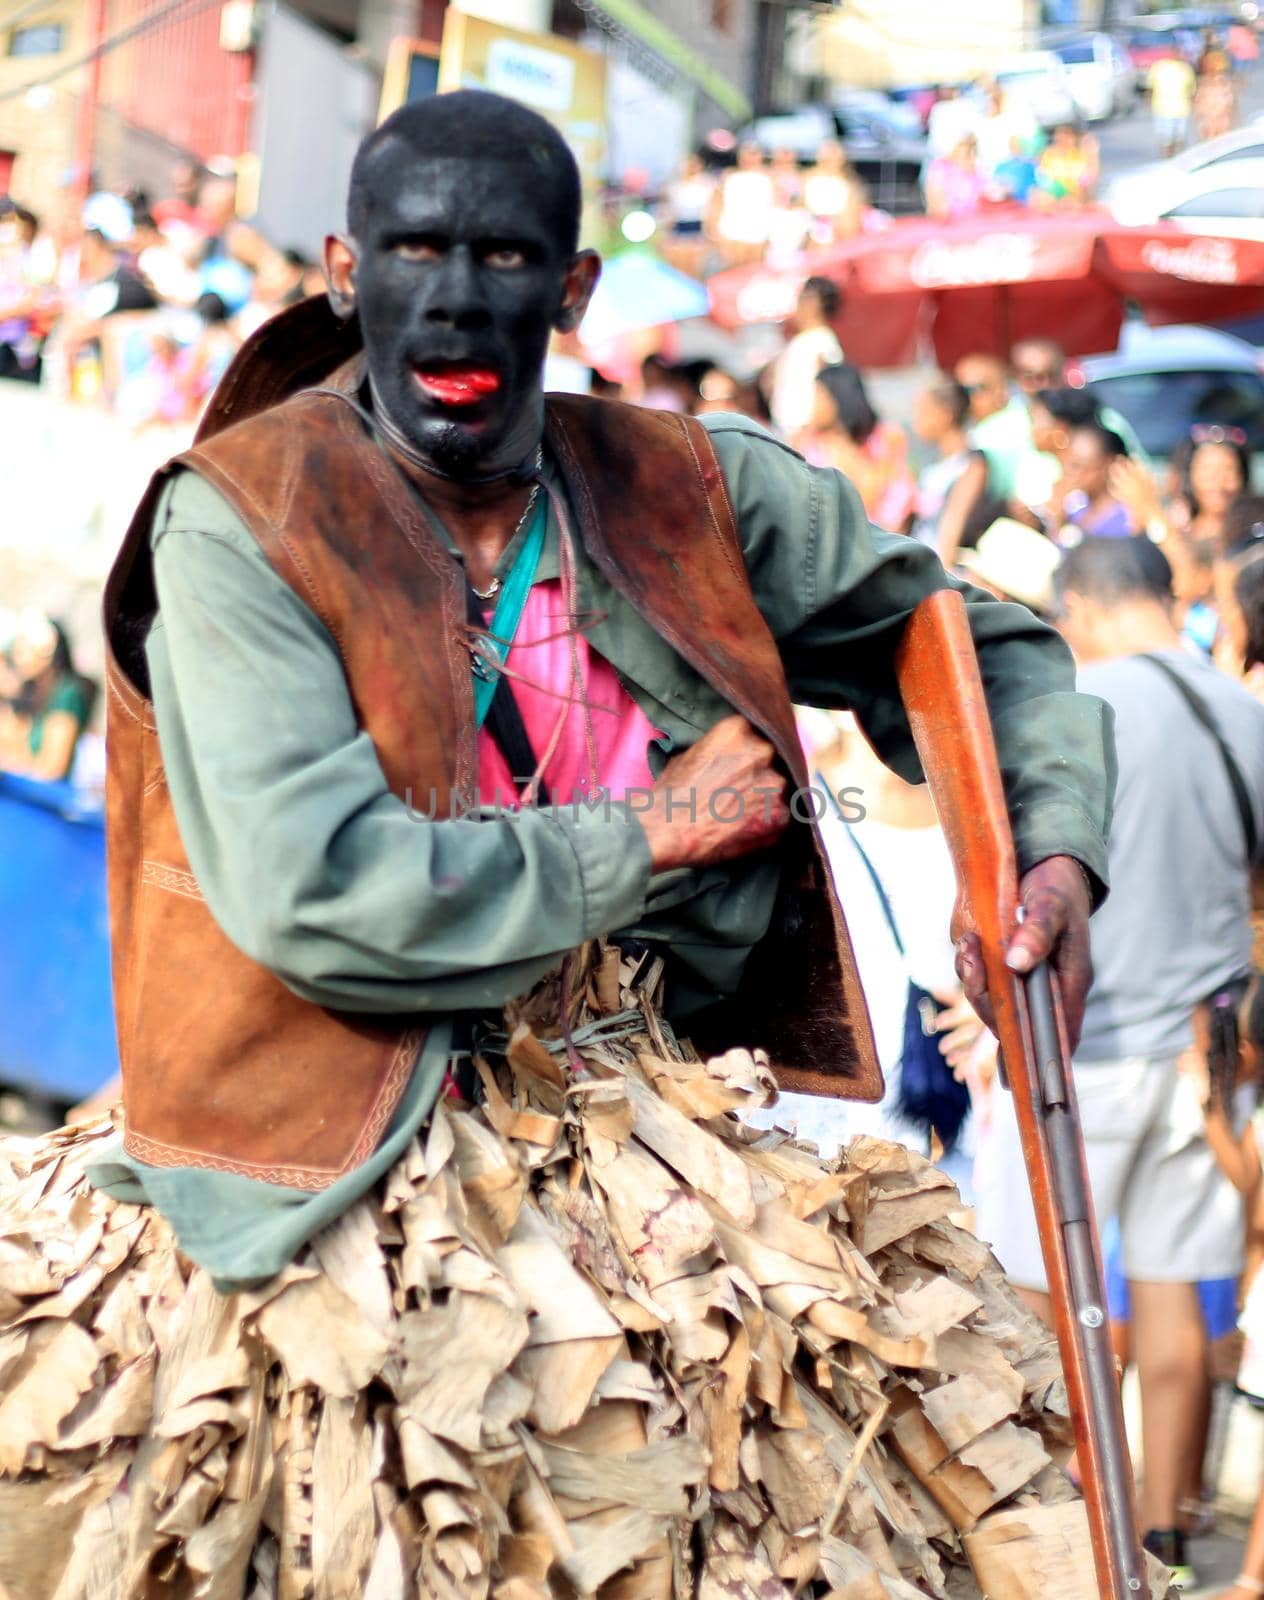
[469,448,544,602]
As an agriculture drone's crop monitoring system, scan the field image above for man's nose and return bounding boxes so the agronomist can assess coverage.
[421,247,493,330]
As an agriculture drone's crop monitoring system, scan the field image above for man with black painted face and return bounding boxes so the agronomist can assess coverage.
[328,94,598,482]
[94,92,1115,1288]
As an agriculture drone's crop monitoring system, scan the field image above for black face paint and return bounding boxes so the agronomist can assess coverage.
[351,146,574,480]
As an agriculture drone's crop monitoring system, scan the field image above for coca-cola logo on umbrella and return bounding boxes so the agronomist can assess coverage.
[1138,237,1240,285]
[909,232,1039,289]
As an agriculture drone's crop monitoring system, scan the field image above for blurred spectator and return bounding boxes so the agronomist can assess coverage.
[695,366,770,424]
[803,139,865,245]
[955,352,1041,502]
[978,536,1264,1589]
[769,275,843,437]
[129,210,200,306]
[1029,384,1100,460]
[590,369,623,401]
[660,152,715,276]
[747,709,972,1195]
[82,186,133,246]
[797,362,915,531]
[1228,19,1260,71]
[1211,497,1264,686]
[1214,529,1264,705]
[1059,422,1138,540]
[974,81,1037,181]
[151,159,205,233]
[195,175,283,312]
[925,134,987,221]
[768,147,803,210]
[1150,48,1198,157]
[69,227,156,322]
[1033,124,1099,206]
[1173,431,1253,552]
[0,613,93,782]
[991,136,1040,204]
[52,228,157,399]
[1196,48,1238,141]
[711,143,775,267]
[0,205,43,382]
[909,375,988,560]
[183,293,240,409]
[638,353,695,413]
[236,248,314,339]
[927,84,979,159]
[1011,337,1066,396]
[957,517,1062,616]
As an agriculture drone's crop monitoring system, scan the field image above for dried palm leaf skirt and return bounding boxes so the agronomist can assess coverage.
[0,945,1169,1600]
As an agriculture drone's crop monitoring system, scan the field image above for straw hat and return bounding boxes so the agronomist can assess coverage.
[958,519,1062,614]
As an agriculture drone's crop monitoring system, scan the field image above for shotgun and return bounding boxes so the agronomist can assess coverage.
[895,588,1146,1597]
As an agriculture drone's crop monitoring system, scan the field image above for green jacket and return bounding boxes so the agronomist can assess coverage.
[88,412,1115,1287]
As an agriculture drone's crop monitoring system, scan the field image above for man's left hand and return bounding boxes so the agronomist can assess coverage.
[953,855,1094,1052]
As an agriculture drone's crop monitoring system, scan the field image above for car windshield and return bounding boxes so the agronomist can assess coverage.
[1057,43,1096,64]
[1084,368,1264,455]
[1130,30,1176,48]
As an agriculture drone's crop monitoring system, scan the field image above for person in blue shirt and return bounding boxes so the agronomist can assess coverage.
[993,134,1039,204]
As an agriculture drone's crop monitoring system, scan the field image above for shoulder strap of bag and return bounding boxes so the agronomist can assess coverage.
[818,775,905,958]
[465,582,550,806]
[1137,653,1259,861]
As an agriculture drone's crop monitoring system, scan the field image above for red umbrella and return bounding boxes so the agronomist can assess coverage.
[708,209,1264,369]
[1093,229,1264,328]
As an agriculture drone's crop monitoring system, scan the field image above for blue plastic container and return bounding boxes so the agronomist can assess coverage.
[0,772,119,1103]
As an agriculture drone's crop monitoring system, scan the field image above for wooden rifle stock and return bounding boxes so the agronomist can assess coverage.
[895,589,1146,1598]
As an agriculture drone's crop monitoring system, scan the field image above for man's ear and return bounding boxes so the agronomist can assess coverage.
[323,234,358,320]
[554,249,600,334]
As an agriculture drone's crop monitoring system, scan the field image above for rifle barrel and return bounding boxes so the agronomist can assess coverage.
[1026,962,1147,1593]
[895,588,1147,1597]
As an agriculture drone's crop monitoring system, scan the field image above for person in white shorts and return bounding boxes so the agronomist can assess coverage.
[975,535,1264,1587]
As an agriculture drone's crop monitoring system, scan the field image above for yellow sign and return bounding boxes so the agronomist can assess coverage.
[436,12,606,201]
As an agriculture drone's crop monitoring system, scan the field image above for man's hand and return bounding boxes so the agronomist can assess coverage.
[953,854,1094,1052]
[637,715,790,873]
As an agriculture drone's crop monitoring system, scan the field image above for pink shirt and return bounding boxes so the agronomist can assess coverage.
[477,578,659,806]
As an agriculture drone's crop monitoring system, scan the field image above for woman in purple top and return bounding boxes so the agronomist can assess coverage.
[925,135,987,222]
[1058,422,1140,541]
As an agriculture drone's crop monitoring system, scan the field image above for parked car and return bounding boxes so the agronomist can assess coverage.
[1054,34,1137,120]
[1108,156,1264,239]
[1069,322,1264,458]
[730,103,927,214]
[993,51,1081,129]
[1104,121,1264,214]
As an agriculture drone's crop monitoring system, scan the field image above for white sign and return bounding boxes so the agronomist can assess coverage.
[485,36,575,113]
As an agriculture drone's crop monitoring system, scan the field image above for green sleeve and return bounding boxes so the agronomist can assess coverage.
[46,677,90,723]
[145,469,653,1014]
[702,414,1116,899]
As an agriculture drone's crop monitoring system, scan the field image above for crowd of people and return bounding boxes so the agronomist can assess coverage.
[0,160,321,428]
[656,101,1101,280]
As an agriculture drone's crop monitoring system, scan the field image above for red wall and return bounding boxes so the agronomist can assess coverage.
[102,0,251,161]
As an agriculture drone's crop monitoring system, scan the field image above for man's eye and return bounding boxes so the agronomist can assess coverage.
[395,240,440,261]
[485,247,527,269]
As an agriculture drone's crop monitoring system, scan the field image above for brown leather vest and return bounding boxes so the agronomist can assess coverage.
[103,299,880,1190]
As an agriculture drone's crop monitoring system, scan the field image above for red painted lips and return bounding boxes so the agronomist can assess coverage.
[412,365,502,407]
